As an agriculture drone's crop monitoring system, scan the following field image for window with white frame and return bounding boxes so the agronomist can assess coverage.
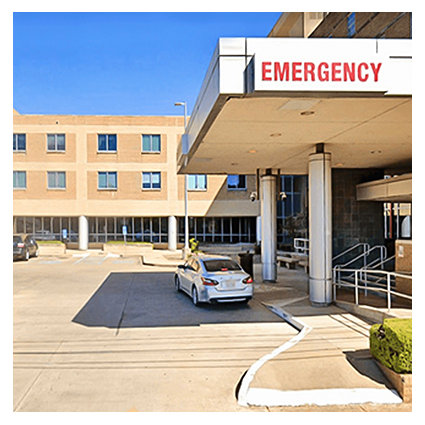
[98,171,117,189]
[98,134,117,152]
[227,175,247,190]
[142,172,161,190]
[13,134,26,152]
[47,171,66,189]
[142,134,161,153]
[188,174,207,190]
[13,171,26,189]
[47,134,66,151]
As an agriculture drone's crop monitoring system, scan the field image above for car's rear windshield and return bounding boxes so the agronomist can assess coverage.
[13,236,22,243]
[203,259,241,272]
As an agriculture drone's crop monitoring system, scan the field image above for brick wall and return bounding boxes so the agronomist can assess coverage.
[332,168,384,258]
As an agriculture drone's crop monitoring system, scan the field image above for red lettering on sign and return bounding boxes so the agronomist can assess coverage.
[262,62,272,81]
[343,63,356,81]
[331,62,342,81]
[370,62,382,82]
[358,62,369,82]
[274,62,290,81]
[318,62,329,81]
[304,62,315,81]
[292,62,302,81]
[261,61,383,84]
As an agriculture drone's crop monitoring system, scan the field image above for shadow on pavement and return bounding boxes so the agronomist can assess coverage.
[72,271,282,328]
[344,349,393,388]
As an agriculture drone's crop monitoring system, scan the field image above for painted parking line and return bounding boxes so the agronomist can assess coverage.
[73,253,90,264]
[72,253,120,265]
[37,259,63,264]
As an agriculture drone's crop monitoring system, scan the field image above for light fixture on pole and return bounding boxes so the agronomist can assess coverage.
[174,102,189,258]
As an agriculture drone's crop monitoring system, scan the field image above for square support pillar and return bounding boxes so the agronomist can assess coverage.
[308,152,333,306]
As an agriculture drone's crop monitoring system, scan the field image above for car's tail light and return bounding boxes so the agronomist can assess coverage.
[17,243,25,248]
[201,277,219,286]
[242,276,253,284]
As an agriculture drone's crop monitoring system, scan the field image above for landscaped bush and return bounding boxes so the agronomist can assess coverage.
[370,318,412,373]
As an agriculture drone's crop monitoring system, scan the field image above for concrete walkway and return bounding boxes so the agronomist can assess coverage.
[234,263,411,409]
[58,248,412,410]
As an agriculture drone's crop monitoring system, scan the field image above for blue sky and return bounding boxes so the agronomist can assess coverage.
[13,12,282,116]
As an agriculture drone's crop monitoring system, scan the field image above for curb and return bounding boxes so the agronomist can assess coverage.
[236,296,403,408]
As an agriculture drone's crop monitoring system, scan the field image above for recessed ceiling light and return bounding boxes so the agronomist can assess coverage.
[248,149,257,154]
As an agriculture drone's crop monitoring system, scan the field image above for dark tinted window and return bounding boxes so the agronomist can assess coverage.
[13,236,22,243]
[203,259,241,272]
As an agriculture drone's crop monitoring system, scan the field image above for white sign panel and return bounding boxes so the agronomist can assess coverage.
[252,54,389,93]
[247,39,411,94]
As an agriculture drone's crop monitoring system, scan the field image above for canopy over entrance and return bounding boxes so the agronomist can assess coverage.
[178,38,411,175]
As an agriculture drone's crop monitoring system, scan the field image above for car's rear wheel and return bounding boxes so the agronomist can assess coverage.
[175,276,181,292]
[192,287,199,306]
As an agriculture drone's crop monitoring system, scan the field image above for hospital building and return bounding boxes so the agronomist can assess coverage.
[13,12,412,306]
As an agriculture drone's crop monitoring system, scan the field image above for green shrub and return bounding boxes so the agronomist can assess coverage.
[370,318,412,373]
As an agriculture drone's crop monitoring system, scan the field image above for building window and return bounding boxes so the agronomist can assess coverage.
[142,134,161,153]
[227,175,247,190]
[142,172,161,190]
[347,13,356,37]
[13,134,26,152]
[47,134,66,151]
[178,216,256,243]
[188,174,207,190]
[98,171,117,189]
[98,134,117,152]
[47,171,66,189]
[13,171,26,189]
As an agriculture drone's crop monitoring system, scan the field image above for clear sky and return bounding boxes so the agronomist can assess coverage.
[13,12,282,116]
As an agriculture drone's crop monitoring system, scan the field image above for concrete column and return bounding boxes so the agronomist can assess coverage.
[78,215,88,250]
[168,216,177,251]
[261,174,277,282]
[308,152,333,306]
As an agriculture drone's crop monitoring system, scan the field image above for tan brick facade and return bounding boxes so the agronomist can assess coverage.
[13,112,260,219]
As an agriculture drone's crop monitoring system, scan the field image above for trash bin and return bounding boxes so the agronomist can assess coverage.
[238,251,254,278]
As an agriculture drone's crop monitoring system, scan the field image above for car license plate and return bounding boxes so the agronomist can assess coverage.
[225,281,236,289]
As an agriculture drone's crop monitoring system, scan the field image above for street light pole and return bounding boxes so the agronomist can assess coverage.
[174,102,189,258]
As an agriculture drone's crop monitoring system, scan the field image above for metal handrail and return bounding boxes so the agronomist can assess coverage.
[332,268,412,311]
[332,242,369,263]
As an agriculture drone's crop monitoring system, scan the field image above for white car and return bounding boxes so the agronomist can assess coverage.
[174,254,253,306]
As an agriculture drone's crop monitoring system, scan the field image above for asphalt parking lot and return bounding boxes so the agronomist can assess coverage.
[13,253,296,412]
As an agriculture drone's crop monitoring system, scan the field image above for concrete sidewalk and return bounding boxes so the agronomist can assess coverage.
[89,248,412,410]
[236,264,411,410]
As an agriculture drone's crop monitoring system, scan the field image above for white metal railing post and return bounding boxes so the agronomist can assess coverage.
[355,270,359,305]
[387,273,392,311]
